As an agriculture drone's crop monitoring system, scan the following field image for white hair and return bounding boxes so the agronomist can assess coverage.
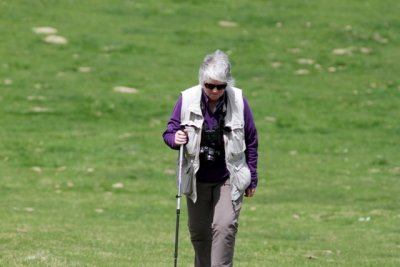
[198,50,234,87]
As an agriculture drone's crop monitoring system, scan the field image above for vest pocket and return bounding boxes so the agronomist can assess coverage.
[188,112,203,128]
[179,156,194,195]
[226,127,246,162]
[185,126,200,156]
[231,165,251,192]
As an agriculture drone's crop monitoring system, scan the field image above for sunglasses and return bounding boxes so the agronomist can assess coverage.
[204,83,227,90]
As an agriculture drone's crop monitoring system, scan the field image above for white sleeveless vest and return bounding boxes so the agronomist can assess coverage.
[180,85,251,202]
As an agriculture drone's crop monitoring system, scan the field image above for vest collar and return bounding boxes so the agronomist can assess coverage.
[187,85,203,116]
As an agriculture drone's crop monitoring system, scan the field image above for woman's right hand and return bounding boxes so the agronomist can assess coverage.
[174,129,188,145]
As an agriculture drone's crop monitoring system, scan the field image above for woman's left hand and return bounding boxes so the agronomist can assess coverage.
[245,188,256,197]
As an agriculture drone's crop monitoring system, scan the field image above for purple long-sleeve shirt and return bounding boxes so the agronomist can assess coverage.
[163,90,258,189]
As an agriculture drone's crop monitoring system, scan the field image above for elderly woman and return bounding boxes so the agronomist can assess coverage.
[163,50,258,267]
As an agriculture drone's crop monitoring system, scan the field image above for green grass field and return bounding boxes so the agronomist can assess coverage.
[1,0,399,266]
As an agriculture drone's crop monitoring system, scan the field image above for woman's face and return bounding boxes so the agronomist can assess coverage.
[203,79,227,102]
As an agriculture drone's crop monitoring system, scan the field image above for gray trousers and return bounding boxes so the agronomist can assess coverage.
[187,179,243,267]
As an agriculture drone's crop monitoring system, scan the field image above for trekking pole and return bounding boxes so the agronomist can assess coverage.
[174,144,184,267]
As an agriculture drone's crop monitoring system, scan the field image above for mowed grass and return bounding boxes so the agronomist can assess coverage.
[0,0,399,266]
